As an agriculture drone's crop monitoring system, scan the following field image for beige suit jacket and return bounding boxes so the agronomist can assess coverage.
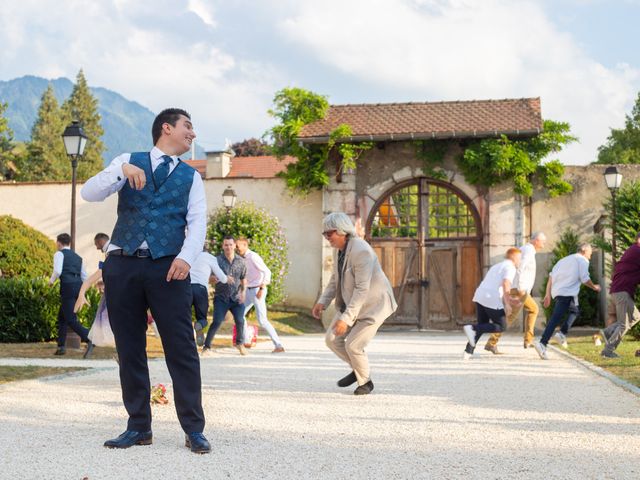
[318,237,397,327]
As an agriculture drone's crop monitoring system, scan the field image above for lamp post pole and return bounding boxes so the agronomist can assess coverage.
[62,121,88,251]
[603,166,623,267]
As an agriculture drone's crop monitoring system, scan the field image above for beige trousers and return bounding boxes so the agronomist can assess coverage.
[325,315,383,386]
[486,292,538,347]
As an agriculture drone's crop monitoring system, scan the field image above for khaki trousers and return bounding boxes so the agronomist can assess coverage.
[325,315,383,386]
[485,292,538,347]
[602,291,640,353]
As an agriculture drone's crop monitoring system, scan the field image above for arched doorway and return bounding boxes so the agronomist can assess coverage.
[366,178,482,329]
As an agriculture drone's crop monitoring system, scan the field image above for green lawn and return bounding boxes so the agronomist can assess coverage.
[0,366,88,384]
[564,334,640,387]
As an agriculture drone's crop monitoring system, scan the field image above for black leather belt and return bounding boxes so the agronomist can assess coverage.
[108,248,152,258]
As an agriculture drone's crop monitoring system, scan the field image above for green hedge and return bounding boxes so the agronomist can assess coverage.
[0,215,56,278]
[0,277,59,342]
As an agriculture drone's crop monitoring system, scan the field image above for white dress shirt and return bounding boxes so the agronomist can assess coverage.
[190,252,227,291]
[550,253,591,303]
[243,249,271,288]
[472,259,516,310]
[513,242,536,294]
[81,146,207,267]
[49,247,88,284]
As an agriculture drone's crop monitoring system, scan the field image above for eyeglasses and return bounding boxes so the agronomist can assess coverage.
[322,230,337,239]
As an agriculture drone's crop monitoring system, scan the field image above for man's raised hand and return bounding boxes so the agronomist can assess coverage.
[122,163,146,190]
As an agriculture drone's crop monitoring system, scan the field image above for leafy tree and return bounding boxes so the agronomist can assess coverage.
[19,84,70,181]
[231,138,271,157]
[62,70,105,180]
[458,120,577,197]
[0,102,18,181]
[207,202,289,304]
[596,92,640,164]
[267,87,371,194]
[540,229,599,327]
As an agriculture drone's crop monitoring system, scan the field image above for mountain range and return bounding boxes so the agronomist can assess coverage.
[0,75,204,163]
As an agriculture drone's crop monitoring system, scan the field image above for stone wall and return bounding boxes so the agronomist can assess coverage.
[0,178,323,307]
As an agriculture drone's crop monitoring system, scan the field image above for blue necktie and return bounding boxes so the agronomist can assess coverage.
[154,155,172,186]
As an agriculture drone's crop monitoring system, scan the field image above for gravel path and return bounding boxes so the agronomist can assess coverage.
[1,332,639,480]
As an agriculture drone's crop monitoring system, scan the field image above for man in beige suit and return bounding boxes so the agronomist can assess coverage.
[312,213,397,395]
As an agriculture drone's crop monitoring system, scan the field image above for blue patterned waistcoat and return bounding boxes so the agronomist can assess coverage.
[110,152,194,259]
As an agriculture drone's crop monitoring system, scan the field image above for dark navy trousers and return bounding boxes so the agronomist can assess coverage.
[191,283,209,329]
[102,254,205,434]
[57,282,90,347]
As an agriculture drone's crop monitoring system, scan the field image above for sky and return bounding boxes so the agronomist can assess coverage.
[0,0,638,164]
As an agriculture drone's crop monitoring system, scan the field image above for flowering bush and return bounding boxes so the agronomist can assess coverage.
[207,201,290,305]
[150,383,168,405]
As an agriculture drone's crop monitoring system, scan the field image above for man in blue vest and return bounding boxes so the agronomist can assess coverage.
[48,233,91,356]
[81,108,210,454]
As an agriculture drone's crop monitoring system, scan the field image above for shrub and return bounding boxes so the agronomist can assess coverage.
[77,286,101,328]
[0,277,59,342]
[0,215,56,278]
[207,201,289,304]
[540,229,599,327]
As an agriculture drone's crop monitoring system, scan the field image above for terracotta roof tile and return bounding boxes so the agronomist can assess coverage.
[228,156,295,178]
[298,98,542,142]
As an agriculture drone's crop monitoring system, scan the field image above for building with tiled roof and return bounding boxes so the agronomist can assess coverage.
[298,98,542,143]
[184,154,295,179]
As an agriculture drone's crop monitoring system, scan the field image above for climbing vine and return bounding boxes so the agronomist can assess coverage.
[267,87,576,198]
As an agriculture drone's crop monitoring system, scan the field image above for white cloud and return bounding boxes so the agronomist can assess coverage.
[187,0,217,27]
[278,0,640,164]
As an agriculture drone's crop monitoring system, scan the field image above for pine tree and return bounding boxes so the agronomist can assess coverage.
[0,102,18,181]
[62,70,105,180]
[24,84,70,181]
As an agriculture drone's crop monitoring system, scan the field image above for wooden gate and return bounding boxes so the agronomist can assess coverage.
[367,179,482,329]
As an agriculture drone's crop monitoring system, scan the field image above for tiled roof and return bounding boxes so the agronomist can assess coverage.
[183,156,295,179]
[298,98,542,143]
[228,156,295,178]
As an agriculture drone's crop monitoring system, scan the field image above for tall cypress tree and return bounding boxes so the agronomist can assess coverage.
[62,70,105,180]
[0,102,17,181]
[25,84,70,181]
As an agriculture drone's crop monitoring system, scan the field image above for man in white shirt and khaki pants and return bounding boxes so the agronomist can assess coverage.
[485,232,547,353]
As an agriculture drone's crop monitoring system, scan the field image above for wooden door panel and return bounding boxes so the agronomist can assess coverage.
[425,248,456,327]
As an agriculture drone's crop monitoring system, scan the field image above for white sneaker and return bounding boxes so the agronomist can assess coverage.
[534,341,548,360]
[462,352,472,360]
[463,325,476,347]
[554,332,568,349]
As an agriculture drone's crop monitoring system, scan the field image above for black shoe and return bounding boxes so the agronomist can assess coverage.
[185,432,211,454]
[354,380,374,395]
[83,342,95,359]
[104,430,152,449]
[337,371,357,388]
[54,347,66,356]
[195,323,205,347]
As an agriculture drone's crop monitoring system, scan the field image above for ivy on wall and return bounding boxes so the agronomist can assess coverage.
[267,87,576,198]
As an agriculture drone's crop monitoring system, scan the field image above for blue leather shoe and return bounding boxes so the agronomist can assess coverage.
[185,432,211,454]
[104,430,152,448]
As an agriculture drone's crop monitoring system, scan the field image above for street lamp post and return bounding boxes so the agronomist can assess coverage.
[604,166,623,265]
[62,121,88,251]
[222,185,237,212]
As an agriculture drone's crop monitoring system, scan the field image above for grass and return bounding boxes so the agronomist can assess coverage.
[0,366,88,384]
[0,309,323,360]
[563,333,640,387]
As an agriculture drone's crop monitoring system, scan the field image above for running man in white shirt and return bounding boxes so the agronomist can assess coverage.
[236,238,285,353]
[463,248,522,359]
[190,250,229,346]
[485,232,547,353]
[534,244,600,360]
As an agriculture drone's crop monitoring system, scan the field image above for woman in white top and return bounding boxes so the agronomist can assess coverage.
[462,247,522,358]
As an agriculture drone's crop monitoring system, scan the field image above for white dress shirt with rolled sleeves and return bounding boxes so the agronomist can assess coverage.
[190,252,228,292]
[513,243,537,294]
[550,253,591,304]
[80,146,207,267]
[49,247,88,284]
[472,259,517,310]
[244,249,271,288]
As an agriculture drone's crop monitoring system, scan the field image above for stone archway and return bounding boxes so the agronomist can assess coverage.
[365,177,482,329]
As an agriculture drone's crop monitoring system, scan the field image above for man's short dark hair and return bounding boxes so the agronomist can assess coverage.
[223,235,236,242]
[94,232,110,242]
[152,108,191,145]
[56,233,71,245]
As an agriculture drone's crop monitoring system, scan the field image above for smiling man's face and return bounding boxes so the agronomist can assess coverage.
[164,114,195,156]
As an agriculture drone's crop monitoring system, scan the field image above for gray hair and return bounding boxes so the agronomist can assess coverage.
[577,243,592,254]
[531,231,546,241]
[322,212,357,237]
